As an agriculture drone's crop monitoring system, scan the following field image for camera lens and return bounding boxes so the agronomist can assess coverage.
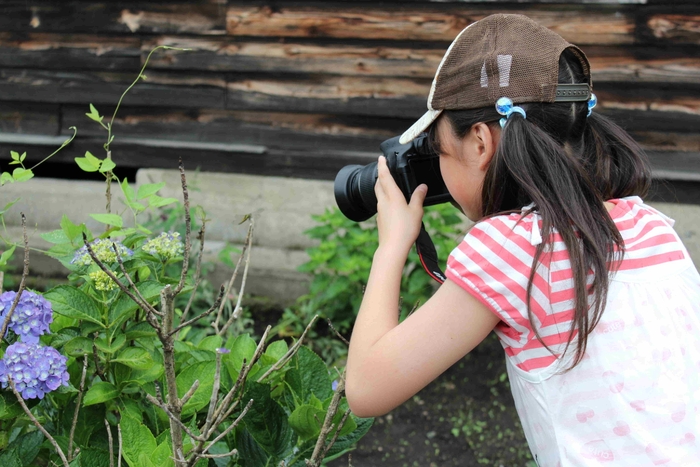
[333,162,378,222]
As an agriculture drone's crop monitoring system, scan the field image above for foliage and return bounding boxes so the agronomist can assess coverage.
[289,203,467,345]
[0,46,370,467]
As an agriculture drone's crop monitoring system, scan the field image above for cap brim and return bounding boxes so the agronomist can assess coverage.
[399,109,442,145]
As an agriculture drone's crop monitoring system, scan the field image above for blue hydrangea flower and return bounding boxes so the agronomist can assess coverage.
[0,290,53,344]
[142,232,184,260]
[0,342,69,399]
[71,238,133,267]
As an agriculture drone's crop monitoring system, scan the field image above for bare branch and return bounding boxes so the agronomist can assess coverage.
[9,377,70,467]
[326,319,350,347]
[170,285,225,336]
[180,380,200,407]
[68,355,89,460]
[256,315,319,383]
[198,449,239,459]
[202,351,223,435]
[81,233,160,328]
[144,393,202,442]
[112,242,162,316]
[117,423,123,467]
[218,219,254,335]
[105,419,114,467]
[214,220,253,333]
[180,222,206,327]
[173,158,191,296]
[0,213,29,342]
[306,370,348,467]
[200,399,254,458]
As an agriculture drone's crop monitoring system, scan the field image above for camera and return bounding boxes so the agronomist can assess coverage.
[334,134,453,222]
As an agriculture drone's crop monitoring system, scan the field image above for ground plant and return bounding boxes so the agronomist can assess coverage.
[0,47,370,467]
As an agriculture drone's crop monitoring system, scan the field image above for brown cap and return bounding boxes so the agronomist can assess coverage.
[399,14,592,144]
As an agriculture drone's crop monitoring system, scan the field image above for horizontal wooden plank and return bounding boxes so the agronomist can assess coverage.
[0,102,59,135]
[144,37,700,84]
[0,33,141,71]
[60,106,397,153]
[226,6,641,45]
[645,13,700,44]
[0,69,226,108]
[0,3,226,35]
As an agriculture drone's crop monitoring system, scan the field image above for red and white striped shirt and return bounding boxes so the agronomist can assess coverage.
[447,197,700,466]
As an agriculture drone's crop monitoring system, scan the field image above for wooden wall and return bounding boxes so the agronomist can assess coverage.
[0,1,698,182]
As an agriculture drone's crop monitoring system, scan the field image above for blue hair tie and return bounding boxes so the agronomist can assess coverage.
[587,93,597,117]
[496,97,526,128]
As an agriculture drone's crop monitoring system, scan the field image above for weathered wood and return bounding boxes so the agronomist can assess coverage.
[144,37,700,84]
[0,69,226,109]
[0,102,59,135]
[226,6,643,45]
[0,33,141,71]
[60,106,398,153]
[645,14,700,44]
[0,3,226,35]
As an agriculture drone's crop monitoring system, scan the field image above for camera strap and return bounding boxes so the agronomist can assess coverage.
[415,223,446,284]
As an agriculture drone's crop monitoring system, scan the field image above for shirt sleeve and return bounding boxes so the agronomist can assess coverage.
[446,215,551,345]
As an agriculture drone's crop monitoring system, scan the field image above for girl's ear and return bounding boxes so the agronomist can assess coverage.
[471,122,499,171]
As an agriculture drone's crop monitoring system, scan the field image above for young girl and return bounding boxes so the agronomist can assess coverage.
[345,14,700,466]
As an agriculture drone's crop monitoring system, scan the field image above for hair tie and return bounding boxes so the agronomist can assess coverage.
[587,93,597,117]
[496,97,526,128]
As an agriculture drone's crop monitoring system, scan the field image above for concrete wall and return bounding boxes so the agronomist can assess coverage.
[2,171,700,304]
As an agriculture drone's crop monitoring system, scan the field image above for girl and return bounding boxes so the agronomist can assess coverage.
[345,13,700,466]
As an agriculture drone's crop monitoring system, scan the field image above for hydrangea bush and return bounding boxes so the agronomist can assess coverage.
[0,46,369,467]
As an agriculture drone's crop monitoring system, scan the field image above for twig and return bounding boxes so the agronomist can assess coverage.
[117,423,123,467]
[145,393,202,442]
[180,222,206,327]
[170,285,225,336]
[68,355,89,460]
[0,270,4,293]
[180,380,200,407]
[203,351,223,435]
[256,316,319,383]
[326,319,350,346]
[0,213,28,342]
[215,219,254,334]
[105,419,114,467]
[173,158,191,296]
[197,399,254,461]
[82,233,159,328]
[8,377,70,467]
[112,242,162,316]
[306,370,348,467]
[198,449,239,459]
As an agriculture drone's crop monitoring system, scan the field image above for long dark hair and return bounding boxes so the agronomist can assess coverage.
[430,49,651,370]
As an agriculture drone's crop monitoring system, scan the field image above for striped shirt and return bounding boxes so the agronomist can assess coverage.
[447,197,700,466]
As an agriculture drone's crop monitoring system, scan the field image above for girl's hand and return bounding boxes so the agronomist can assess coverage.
[374,156,427,255]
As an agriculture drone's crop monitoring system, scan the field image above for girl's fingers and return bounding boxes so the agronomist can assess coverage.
[376,156,402,199]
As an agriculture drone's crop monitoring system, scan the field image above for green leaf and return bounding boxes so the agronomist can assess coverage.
[0,393,22,421]
[0,448,21,467]
[223,334,257,380]
[40,229,71,244]
[294,346,333,403]
[152,441,174,467]
[75,151,101,172]
[176,361,215,416]
[242,382,294,458]
[112,347,153,370]
[109,281,164,328]
[148,194,178,208]
[11,167,33,182]
[94,334,126,354]
[197,335,223,352]
[7,429,43,466]
[63,337,94,357]
[83,382,120,406]
[86,103,104,123]
[0,198,19,215]
[99,158,116,173]
[90,213,123,228]
[120,415,157,467]
[136,182,165,200]
[0,172,13,186]
[60,215,85,243]
[44,285,105,327]
[0,245,16,267]
[10,150,19,161]
[288,404,325,440]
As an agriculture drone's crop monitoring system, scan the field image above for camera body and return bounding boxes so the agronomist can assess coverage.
[334,134,453,222]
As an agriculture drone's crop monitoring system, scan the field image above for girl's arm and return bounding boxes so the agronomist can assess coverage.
[345,156,499,418]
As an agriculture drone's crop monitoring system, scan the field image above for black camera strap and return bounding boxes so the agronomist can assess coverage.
[415,223,446,284]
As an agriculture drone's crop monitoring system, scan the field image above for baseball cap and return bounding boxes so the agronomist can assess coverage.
[399,14,592,144]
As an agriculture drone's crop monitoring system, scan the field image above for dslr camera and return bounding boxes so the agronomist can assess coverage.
[334,134,453,222]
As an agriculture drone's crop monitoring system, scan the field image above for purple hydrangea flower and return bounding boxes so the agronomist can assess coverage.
[0,290,53,344]
[0,342,69,399]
